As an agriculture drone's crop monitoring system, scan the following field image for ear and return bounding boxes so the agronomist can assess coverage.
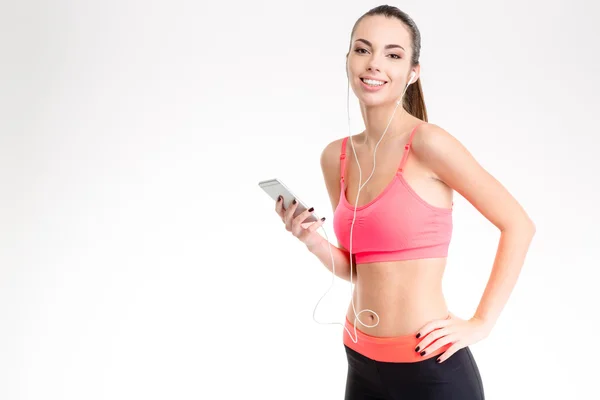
[410,64,421,83]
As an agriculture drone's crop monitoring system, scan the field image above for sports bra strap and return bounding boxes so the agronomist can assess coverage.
[340,136,348,182]
[398,123,426,173]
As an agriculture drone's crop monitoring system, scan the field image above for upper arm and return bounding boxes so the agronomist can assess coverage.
[411,124,535,232]
[320,138,353,258]
[320,138,343,213]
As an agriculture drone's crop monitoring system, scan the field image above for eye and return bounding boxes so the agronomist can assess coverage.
[354,48,402,59]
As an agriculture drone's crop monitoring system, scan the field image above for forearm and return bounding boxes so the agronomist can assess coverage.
[306,235,355,282]
[473,221,536,329]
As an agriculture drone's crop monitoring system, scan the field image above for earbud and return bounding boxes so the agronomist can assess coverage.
[408,71,416,85]
[396,71,417,105]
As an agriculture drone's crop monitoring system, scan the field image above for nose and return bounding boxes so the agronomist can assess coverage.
[366,62,381,75]
[366,54,382,73]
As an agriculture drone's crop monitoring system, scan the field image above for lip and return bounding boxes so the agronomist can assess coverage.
[359,77,387,92]
[360,76,388,83]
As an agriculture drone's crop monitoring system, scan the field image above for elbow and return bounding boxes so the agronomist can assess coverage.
[500,217,536,236]
[521,220,536,238]
[523,215,536,236]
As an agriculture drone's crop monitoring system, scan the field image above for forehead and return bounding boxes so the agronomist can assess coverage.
[352,15,411,47]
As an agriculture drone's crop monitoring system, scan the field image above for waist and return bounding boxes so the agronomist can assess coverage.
[346,258,447,336]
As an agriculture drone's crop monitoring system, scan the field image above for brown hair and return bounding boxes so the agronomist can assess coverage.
[347,5,428,122]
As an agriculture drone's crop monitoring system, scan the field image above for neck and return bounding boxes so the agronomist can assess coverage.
[358,102,411,147]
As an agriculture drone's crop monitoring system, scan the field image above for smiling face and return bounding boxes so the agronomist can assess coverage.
[347,15,416,107]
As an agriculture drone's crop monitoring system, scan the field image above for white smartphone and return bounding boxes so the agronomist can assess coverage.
[258,178,320,223]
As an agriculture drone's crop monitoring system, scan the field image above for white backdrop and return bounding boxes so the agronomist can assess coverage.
[2,0,599,399]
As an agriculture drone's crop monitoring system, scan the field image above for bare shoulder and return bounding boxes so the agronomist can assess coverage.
[410,122,535,231]
[410,122,459,153]
[320,137,345,173]
[409,122,463,180]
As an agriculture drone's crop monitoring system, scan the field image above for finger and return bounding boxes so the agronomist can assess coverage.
[291,206,314,230]
[284,199,299,230]
[416,319,451,340]
[306,217,326,233]
[275,195,285,217]
[291,207,315,236]
[298,217,326,240]
[284,198,298,219]
[415,327,451,354]
[435,342,464,364]
[418,333,458,357]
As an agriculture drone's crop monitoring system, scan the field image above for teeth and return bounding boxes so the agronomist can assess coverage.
[362,78,385,86]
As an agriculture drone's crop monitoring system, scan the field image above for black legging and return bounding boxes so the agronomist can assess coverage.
[344,344,485,399]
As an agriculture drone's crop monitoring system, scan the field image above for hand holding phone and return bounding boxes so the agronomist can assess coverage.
[259,178,326,247]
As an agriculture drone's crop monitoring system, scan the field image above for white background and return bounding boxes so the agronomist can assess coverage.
[2,0,599,399]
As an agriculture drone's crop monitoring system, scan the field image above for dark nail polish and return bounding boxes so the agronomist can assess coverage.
[308,207,314,212]
[415,346,420,352]
[416,333,421,339]
[436,358,441,363]
[292,199,297,205]
[277,195,282,202]
[321,217,326,221]
[420,350,426,356]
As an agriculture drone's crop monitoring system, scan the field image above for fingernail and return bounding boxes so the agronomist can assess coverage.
[436,358,441,363]
[308,207,314,212]
[420,350,426,356]
[321,217,326,221]
[292,199,297,205]
[415,346,420,352]
[277,195,282,202]
[416,333,421,339]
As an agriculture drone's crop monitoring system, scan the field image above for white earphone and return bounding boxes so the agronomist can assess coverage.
[410,70,416,83]
[397,71,417,105]
[311,68,417,343]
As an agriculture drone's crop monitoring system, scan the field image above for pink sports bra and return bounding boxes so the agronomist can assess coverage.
[333,123,453,264]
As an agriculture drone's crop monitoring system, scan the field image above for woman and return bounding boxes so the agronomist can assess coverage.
[275,5,535,399]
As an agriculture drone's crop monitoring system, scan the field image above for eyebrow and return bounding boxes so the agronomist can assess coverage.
[355,38,405,52]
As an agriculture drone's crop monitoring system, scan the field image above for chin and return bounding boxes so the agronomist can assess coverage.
[358,95,393,108]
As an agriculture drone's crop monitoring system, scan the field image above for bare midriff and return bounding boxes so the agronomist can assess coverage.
[345,257,449,337]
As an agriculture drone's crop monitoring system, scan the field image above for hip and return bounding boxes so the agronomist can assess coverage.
[344,343,485,399]
[343,313,452,363]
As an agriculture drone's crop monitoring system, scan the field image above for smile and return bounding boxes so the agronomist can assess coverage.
[360,78,388,91]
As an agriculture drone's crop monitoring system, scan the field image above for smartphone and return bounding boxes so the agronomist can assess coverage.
[258,178,320,223]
